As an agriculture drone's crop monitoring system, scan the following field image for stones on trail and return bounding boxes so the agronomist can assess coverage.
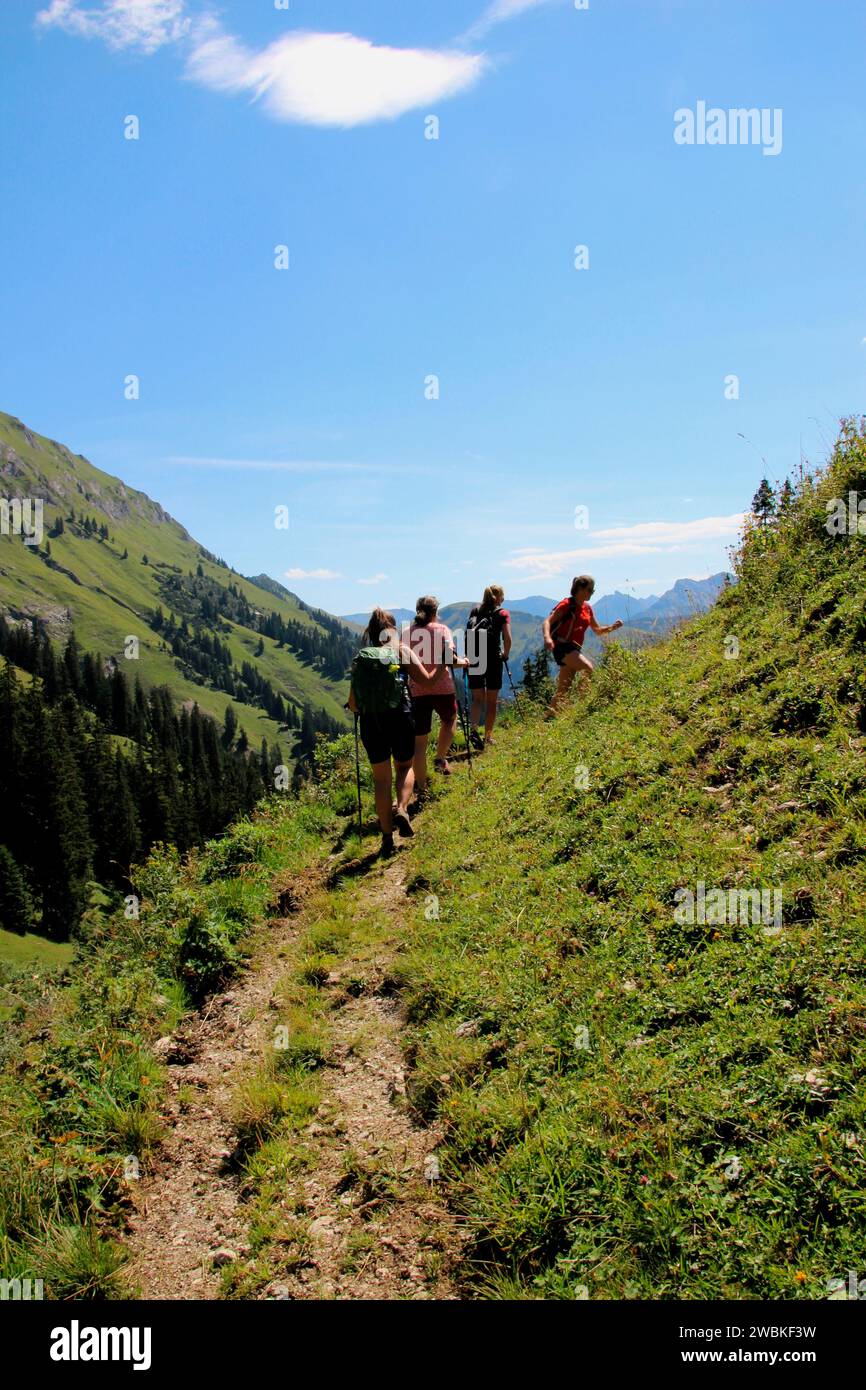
[210,1247,238,1267]
[265,1283,291,1301]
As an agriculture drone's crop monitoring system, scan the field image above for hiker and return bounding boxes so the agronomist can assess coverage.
[542,575,623,713]
[408,596,469,794]
[348,608,440,857]
[466,585,512,748]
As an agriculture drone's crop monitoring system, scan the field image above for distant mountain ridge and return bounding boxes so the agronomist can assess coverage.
[340,575,731,678]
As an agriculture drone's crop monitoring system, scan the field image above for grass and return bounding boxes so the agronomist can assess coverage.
[0,929,74,968]
[0,787,340,1297]
[392,421,866,1300]
[4,416,864,1303]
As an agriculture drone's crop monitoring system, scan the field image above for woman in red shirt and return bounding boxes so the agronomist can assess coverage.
[542,575,622,713]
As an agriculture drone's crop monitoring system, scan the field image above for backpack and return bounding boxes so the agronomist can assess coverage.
[467,606,503,657]
[548,597,576,641]
[351,646,405,716]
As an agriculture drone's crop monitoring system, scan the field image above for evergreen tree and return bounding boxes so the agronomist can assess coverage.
[0,845,31,935]
[752,478,776,525]
[223,703,238,748]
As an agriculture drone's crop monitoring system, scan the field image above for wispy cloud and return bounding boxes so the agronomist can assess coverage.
[505,514,745,579]
[37,2,489,127]
[463,0,557,40]
[357,572,389,586]
[36,0,189,53]
[285,568,342,580]
[167,455,397,474]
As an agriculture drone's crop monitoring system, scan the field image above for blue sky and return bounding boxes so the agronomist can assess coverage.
[2,0,864,613]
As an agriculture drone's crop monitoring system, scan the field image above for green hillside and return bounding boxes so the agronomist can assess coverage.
[398,420,866,1297]
[2,421,863,1301]
[0,411,352,748]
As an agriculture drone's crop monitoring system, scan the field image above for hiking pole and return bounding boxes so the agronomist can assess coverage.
[503,658,524,720]
[459,667,474,776]
[353,713,363,837]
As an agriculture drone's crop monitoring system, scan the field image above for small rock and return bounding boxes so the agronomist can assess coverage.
[211,1247,237,1267]
[455,1019,481,1038]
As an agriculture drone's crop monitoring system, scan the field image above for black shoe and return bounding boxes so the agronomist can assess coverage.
[394,809,414,838]
[380,833,395,859]
[470,729,484,751]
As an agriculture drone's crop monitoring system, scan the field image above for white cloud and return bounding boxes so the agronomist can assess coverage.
[464,0,556,40]
[285,568,342,580]
[592,515,746,545]
[357,572,389,586]
[186,27,488,128]
[167,455,382,473]
[36,0,189,53]
[36,4,488,127]
[504,514,745,578]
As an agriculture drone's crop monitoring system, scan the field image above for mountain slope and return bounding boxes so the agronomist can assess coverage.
[0,412,352,747]
[396,421,866,1297]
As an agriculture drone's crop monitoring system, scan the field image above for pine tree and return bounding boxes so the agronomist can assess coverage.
[223,703,238,748]
[752,478,777,525]
[0,845,31,935]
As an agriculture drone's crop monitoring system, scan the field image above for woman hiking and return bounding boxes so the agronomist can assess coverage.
[408,596,469,795]
[542,575,623,714]
[348,607,440,858]
[466,584,512,748]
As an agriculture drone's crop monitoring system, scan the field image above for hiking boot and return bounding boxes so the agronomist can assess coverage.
[469,728,484,751]
[434,757,451,776]
[394,809,414,838]
[380,832,395,859]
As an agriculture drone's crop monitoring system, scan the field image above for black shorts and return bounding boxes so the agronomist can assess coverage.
[359,709,415,766]
[468,657,503,692]
[553,641,582,666]
[411,692,458,735]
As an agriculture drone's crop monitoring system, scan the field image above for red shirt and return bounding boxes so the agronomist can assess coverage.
[549,598,594,647]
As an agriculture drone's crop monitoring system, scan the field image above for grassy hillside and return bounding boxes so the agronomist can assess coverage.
[3,420,863,1302]
[0,412,352,745]
[396,421,866,1298]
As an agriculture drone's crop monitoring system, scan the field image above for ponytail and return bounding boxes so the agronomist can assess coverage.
[414,595,439,627]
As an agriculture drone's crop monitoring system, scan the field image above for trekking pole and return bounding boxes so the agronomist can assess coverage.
[353,713,363,837]
[459,666,474,775]
[503,658,524,720]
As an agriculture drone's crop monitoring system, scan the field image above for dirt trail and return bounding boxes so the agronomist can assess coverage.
[124,845,464,1301]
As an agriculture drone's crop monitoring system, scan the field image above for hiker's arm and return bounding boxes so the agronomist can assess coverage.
[403,644,440,688]
[502,617,512,659]
[347,687,358,713]
[590,617,624,636]
[445,639,469,670]
[542,617,554,651]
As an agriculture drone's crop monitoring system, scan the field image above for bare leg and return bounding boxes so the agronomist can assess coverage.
[413,733,429,793]
[484,690,499,740]
[394,758,415,815]
[437,715,457,764]
[371,761,394,832]
[550,652,593,712]
[470,691,484,730]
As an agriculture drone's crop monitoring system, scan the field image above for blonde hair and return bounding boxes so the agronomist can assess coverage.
[480,584,505,613]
